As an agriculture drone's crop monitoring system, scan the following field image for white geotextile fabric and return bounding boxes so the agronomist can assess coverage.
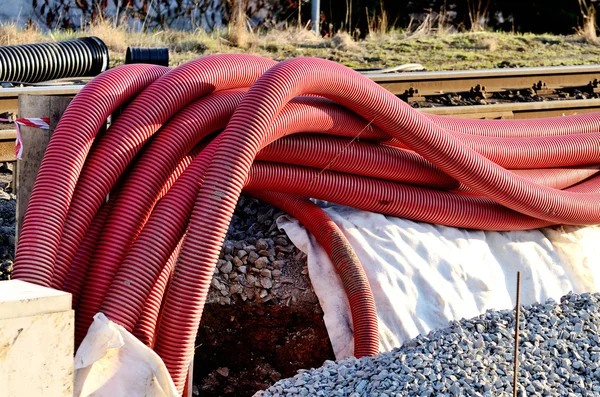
[74,313,178,397]
[277,205,600,359]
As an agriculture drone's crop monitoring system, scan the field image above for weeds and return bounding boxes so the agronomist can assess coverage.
[226,0,251,48]
[366,0,389,37]
[577,0,597,43]
[86,19,129,53]
[2,18,600,71]
[407,7,453,38]
[0,23,46,46]
[467,0,491,32]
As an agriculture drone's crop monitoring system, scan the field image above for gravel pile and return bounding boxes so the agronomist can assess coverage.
[209,194,310,306]
[0,171,15,281]
[258,292,600,396]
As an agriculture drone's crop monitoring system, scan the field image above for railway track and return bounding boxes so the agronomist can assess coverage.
[1,65,600,162]
[368,64,600,97]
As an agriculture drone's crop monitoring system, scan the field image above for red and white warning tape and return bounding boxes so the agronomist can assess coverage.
[0,117,50,160]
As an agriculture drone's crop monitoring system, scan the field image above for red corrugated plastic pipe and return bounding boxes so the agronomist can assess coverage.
[260,135,600,190]
[100,96,388,333]
[73,90,247,341]
[14,64,170,287]
[385,132,600,169]
[134,236,185,347]
[151,57,600,391]
[103,130,597,345]
[246,162,553,230]
[51,55,277,291]
[247,190,379,357]
[428,112,600,137]
[96,105,600,341]
[15,54,600,395]
[130,189,379,355]
[63,199,113,309]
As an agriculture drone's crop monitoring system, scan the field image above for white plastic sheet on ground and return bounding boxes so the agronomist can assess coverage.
[74,313,178,397]
[278,204,600,359]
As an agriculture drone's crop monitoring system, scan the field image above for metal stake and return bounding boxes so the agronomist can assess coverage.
[513,271,521,397]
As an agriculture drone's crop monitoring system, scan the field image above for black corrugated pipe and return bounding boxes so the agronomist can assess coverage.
[0,37,109,83]
[126,47,169,67]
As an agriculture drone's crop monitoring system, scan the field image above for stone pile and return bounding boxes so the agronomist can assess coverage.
[258,292,600,396]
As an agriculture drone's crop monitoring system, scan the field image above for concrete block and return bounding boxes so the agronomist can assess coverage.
[0,280,74,397]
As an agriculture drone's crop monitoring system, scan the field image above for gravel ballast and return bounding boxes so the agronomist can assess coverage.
[258,292,600,396]
[0,168,15,281]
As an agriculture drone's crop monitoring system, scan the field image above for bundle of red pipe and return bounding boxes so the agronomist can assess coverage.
[12,54,600,394]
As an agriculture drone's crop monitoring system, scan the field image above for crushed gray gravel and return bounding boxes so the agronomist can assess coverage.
[257,292,600,396]
[0,170,15,281]
[208,194,310,306]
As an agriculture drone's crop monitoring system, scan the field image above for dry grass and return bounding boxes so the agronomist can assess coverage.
[481,37,498,51]
[577,0,597,43]
[226,0,251,49]
[328,32,358,51]
[366,0,389,38]
[407,7,453,38]
[262,27,322,47]
[86,20,129,53]
[3,19,600,71]
[467,0,491,32]
[0,24,47,46]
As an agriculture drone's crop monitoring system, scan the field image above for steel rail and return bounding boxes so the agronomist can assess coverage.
[2,65,600,111]
[368,64,600,96]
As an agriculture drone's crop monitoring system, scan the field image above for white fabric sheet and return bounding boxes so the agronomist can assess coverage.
[74,313,178,397]
[278,205,600,359]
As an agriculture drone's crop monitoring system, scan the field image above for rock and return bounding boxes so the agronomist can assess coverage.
[260,277,273,289]
[272,260,285,269]
[229,284,242,295]
[220,261,233,274]
[255,257,270,269]
[216,367,229,377]
[223,241,234,255]
[275,237,288,246]
[248,250,260,264]
[233,256,243,267]
[256,239,269,250]
[276,245,294,253]
[0,259,12,280]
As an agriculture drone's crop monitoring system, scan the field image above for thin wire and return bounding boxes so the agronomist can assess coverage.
[310,118,377,185]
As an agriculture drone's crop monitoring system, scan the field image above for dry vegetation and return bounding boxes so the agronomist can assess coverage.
[578,0,598,43]
[2,16,600,71]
